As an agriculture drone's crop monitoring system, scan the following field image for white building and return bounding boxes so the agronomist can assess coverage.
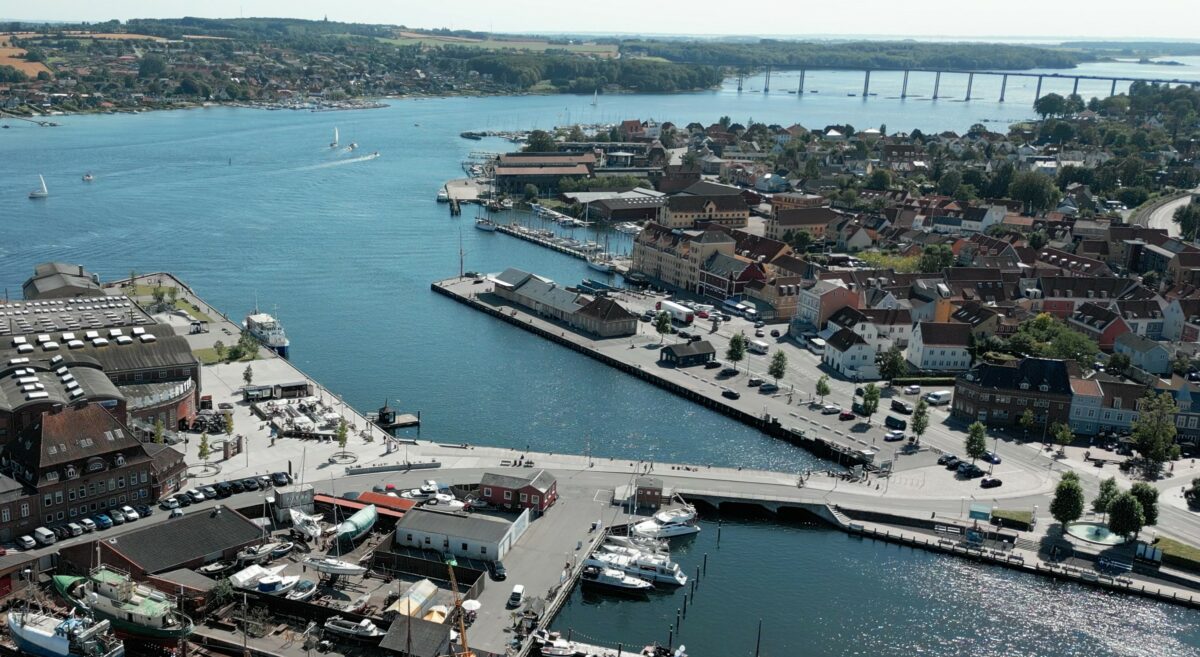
[392,508,529,561]
[822,328,880,380]
[906,322,972,371]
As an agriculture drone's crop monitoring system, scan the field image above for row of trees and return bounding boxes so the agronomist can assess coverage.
[464,53,722,92]
[1051,471,1160,539]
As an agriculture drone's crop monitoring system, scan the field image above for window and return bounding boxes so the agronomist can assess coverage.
[69,490,76,501]
[483,487,492,498]
[1,508,8,522]
[481,546,488,555]
[20,503,29,518]
[406,534,412,542]
[504,490,512,500]
[117,476,125,489]
[462,543,469,551]
[141,472,148,484]
[532,495,540,506]
[44,494,53,508]
[55,491,63,505]
[46,514,53,523]
[520,493,528,503]
[424,537,431,545]
[70,508,77,518]
[56,511,64,521]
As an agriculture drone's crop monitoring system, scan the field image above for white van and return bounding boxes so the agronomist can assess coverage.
[33,527,57,546]
[924,390,953,405]
[66,522,84,537]
[807,337,826,355]
[748,340,770,355]
[507,584,526,608]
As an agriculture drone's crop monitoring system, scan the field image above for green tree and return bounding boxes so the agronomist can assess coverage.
[937,170,962,196]
[567,125,586,142]
[137,54,167,79]
[866,168,892,191]
[523,183,539,201]
[1034,92,1066,118]
[965,421,988,462]
[726,333,747,371]
[815,374,831,403]
[768,349,788,384]
[153,419,164,444]
[336,419,349,453]
[198,431,210,463]
[1050,474,1085,530]
[243,364,254,386]
[861,383,880,423]
[1027,230,1048,249]
[1047,329,1098,364]
[152,286,166,307]
[877,346,907,382]
[1129,482,1159,527]
[1092,477,1120,516]
[654,311,672,344]
[213,340,226,362]
[1051,422,1073,453]
[919,244,954,273]
[167,287,178,304]
[523,129,557,152]
[1105,353,1131,375]
[1019,408,1037,441]
[1175,201,1200,242]
[1107,492,1145,538]
[1009,171,1061,213]
[1132,391,1180,476]
[911,399,929,444]
[782,229,813,252]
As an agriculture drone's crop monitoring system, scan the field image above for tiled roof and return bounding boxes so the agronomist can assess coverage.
[827,328,868,352]
[916,322,971,347]
[962,358,1073,395]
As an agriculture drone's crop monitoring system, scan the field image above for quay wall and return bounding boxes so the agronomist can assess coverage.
[430,279,870,467]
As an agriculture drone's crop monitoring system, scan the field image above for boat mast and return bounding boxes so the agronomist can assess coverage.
[458,229,465,278]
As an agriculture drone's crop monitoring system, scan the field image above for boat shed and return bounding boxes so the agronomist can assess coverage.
[379,615,452,657]
[392,508,529,561]
[659,340,716,367]
[479,470,558,513]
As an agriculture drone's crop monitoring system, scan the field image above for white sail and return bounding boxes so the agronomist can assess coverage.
[330,127,339,147]
[38,175,47,194]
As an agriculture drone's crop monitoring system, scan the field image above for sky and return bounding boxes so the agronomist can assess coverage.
[7,0,1200,41]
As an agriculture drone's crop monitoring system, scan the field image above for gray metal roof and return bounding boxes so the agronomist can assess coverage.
[480,469,556,493]
[153,568,217,592]
[379,616,452,657]
[511,278,583,316]
[106,506,264,574]
[395,509,513,543]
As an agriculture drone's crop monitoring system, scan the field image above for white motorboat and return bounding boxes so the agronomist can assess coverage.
[29,174,49,199]
[302,556,367,576]
[256,574,300,596]
[236,542,282,564]
[531,630,583,657]
[243,310,290,358]
[419,479,439,494]
[285,580,318,602]
[346,142,358,151]
[8,607,125,657]
[601,544,660,559]
[230,565,286,590]
[500,198,514,210]
[616,222,643,235]
[436,188,450,203]
[339,593,371,614]
[322,616,383,641]
[330,127,339,148]
[424,497,466,510]
[580,565,653,594]
[584,552,687,586]
[196,561,236,577]
[289,509,325,542]
[82,172,94,182]
[606,534,669,554]
[633,505,700,539]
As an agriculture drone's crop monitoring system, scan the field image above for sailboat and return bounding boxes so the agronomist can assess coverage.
[587,232,616,273]
[591,89,598,106]
[330,127,339,148]
[29,175,49,199]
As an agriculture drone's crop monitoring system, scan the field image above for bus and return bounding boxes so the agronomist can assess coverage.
[807,337,826,355]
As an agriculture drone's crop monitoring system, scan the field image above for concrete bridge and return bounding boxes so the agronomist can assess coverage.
[738,65,1199,101]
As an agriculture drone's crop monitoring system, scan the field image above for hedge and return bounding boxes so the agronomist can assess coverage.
[890,377,957,386]
[991,509,1034,531]
[1154,536,1200,574]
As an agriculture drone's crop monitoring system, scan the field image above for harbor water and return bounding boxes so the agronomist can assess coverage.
[4,63,1200,654]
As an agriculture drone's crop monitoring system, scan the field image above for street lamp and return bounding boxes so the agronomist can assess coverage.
[960,496,966,518]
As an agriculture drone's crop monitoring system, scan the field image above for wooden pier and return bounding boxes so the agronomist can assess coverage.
[495,223,592,261]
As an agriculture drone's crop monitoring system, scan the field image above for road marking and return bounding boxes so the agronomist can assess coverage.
[593,489,614,503]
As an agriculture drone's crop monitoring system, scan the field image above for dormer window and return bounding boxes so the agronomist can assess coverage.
[45,470,59,482]
[1019,382,1030,390]
[1039,384,1049,392]
[114,454,126,467]
[65,465,78,479]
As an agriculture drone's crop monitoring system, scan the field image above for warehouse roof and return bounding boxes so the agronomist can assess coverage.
[395,509,513,543]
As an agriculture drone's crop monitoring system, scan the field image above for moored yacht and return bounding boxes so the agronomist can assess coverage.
[632,505,700,539]
[584,551,687,586]
[475,217,498,231]
[580,565,653,595]
[243,310,290,358]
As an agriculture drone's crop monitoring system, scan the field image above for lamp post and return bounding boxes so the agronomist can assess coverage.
[960,496,967,518]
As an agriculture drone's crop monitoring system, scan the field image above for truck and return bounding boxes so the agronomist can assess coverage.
[656,300,694,324]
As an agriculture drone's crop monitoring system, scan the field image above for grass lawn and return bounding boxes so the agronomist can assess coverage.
[174,299,212,323]
[193,347,258,365]
[1155,536,1200,566]
[992,509,1033,525]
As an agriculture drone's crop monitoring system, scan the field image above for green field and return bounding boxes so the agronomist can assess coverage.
[377,33,617,57]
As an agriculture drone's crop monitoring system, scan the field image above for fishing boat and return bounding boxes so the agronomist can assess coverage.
[584,552,687,586]
[236,542,283,565]
[302,556,367,576]
[52,567,193,642]
[436,188,450,203]
[82,172,94,183]
[474,217,498,232]
[256,574,300,596]
[336,504,376,542]
[29,175,49,199]
[270,542,295,559]
[196,561,236,577]
[500,198,514,210]
[7,608,125,657]
[285,580,318,602]
[322,616,383,641]
[243,309,290,358]
[632,504,700,539]
[330,127,339,148]
[289,509,325,542]
[580,565,653,595]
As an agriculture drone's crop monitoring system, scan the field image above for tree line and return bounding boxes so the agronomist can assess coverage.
[461,53,722,92]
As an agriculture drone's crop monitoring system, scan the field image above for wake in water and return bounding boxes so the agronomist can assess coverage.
[295,152,381,172]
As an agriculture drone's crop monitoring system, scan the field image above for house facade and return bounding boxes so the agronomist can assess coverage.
[906,322,972,371]
[822,329,880,380]
[952,358,1074,429]
[479,470,558,513]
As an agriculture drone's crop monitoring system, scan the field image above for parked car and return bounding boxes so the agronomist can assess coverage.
[78,518,97,532]
[92,514,113,529]
[983,451,1002,464]
[704,360,722,370]
[678,331,691,340]
[490,560,508,581]
[722,389,741,400]
[980,477,1003,489]
[754,321,765,328]
[52,526,71,540]
[227,479,246,494]
[119,505,139,522]
[213,482,233,498]
[890,399,914,414]
[17,535,37,550]
[185,488,206,503]
[507,584,526,609]
[755,328,765,337]
[135,504,153,518]
[160,496,180,510]
[748,376,764,387]
[770,329,781,338]
[199,486,218,500]
[957,462,985,478]
[272,472,292,487]
[241,478,261,491]
[172,493,192,507]
[943,457,962,470]
[884,430,906,442]
[107,511,125,526]
[759,383,780,394]
[821,404,841,415]
[839,411,856,421]
[169,508,185,519]
[903,385,921,395]
[884,415,908,430]
[718,367,739,378]
[937,453,958,465]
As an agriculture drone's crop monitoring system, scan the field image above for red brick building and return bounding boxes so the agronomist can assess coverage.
[479,470,558,514]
